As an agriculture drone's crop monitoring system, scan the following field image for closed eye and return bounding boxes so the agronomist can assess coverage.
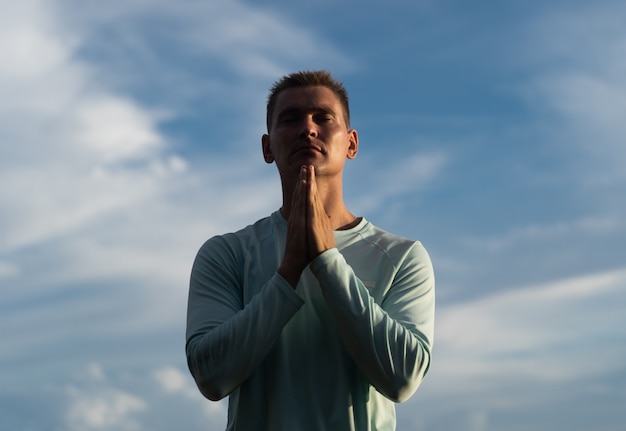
[314,113,334,123]
[279,115,298,124]
[276,109,302,124]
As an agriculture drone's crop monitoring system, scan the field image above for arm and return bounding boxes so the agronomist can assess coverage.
[282,165,434,401]
[185,236,304,401]
[310,243,435,403]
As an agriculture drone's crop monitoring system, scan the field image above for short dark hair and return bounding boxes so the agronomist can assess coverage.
[266,70,350,131]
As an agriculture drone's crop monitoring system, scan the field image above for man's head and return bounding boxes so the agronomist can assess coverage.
[266,70,350,132]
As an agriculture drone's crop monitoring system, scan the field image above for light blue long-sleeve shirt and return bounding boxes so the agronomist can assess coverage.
[186,211,435,430]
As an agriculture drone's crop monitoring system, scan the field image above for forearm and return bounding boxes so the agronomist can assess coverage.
[186,273,303,401]
[310,248,434,402]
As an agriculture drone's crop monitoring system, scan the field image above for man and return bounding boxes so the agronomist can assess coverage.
[186,70,435,430]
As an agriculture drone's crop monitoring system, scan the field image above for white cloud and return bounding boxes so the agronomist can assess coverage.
[0,0,73,79]
[65,388,147,431]
[397,267,626,429]
[2,2,624,431]
[153,365,227,419]
[432,267,626,393]
[153,366,197,398]
[54,362,228,431]
[522,2,626,179]
[0,0,352,263]
[0,0,181,254]
[462,214,624,253]
[86,362,106,381]
[0,0,346,392]
[53,0,353,102]
[347,150,447,213]
[0,260,19,279]
[71,95,166,162]
[65,363,147,431]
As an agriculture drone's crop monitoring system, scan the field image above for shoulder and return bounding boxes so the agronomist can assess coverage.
[337,220,432,278]
[196,212,280,258]
[361,223,435,297]
[354,220,429,260]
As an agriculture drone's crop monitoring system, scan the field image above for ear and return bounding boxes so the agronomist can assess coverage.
[262,134,274,163]
[346,129,359,160]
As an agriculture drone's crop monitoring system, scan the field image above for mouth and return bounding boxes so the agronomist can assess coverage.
[294,145,323,154]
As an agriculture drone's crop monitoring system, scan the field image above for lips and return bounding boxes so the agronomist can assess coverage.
[294,144,323,154]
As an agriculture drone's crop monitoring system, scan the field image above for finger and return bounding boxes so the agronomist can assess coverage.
[301,165,311,223]
[302,165,312,196]
[305,166,316,221]
[308,166,326,223]
[292,166,307,208]
[308,165,316,197]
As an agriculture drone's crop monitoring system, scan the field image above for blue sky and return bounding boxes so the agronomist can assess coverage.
[1,0,625,430]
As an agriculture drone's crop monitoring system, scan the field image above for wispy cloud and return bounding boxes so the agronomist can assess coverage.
[57,362,227,431]
[461,214,624,253]
[0,0,350,302]
[65,386,147,431]
[434,267,626,384]
[152,366,227,419]
[52,0,354,127]
[3,1,626,430]
[346,149,447,217]
[398,267,626,430]
[0,0,178,253]
[0,8,357,429]
[521,2,626,182]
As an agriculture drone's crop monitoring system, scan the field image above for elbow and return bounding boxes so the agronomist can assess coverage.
[188,360,231,401]
[383,378,420,403]
[188,363,232,402]
[186,344,231,402]
[195,376,230,401]
[383,350,431,403]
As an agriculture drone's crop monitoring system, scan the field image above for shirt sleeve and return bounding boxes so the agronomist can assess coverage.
[185,235,304,401]
[309,242,435,403]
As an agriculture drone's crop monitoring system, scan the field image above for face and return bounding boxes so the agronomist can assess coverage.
[262,85,358,180]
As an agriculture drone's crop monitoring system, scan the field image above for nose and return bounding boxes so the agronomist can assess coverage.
[299,116,318,138]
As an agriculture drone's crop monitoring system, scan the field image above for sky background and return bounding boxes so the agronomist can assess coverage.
[1,0,625,430]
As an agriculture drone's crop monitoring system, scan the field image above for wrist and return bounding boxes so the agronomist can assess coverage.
[278,262,304,289]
